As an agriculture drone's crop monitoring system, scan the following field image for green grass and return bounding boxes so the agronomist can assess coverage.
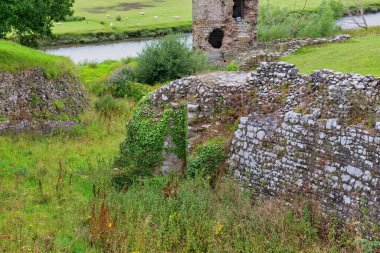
[282,35,380,77]
[0,36,378,251]
[53,0,192,35]
[52,0,380,37]
[0,40,76,79]
[0,60,134,251]
[79,60,123,86]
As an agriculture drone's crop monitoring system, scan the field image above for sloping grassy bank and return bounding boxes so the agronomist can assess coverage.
[0,40,76,79]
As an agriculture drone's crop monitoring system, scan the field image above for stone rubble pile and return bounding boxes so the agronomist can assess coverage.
[0,69,87,134]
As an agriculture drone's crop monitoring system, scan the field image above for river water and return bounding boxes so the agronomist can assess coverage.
[45,13,380,64]
[44,34,192,64]
[337,12,380,30]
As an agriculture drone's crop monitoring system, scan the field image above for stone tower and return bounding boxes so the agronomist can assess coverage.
[193,0,258,62]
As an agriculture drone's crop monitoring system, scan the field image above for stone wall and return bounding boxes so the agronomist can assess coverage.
[137,72,256,172]
[0,69,87,133]
[120,61,380,232]
[193,0,258,62]
[229,62,380,232]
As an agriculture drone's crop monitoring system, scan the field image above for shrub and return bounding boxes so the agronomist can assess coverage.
[187,138,228,179]
[134,34,207,85]
[116,15,122,21]
[258,0,343,42]
[124,82,152,101]
[63,16,86,22]
[107,66,152,100]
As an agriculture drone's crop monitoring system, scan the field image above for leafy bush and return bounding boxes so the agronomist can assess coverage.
[258,0,344,42]
[123,82,152,101]
[116,15,122,21]
[106,66,152,100]
[187,138,228,179]
[63,16,85,22]
[134,34,207,85]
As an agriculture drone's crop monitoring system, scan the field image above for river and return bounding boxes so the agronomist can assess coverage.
[45,13,380,64]
[337,12,380,30]
[44,34,192,64]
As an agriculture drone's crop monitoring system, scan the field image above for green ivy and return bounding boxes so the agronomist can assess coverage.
[187,137,228,179]
[113,101,187,189]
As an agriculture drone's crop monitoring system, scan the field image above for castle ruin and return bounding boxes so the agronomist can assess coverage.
[192,0,259,62]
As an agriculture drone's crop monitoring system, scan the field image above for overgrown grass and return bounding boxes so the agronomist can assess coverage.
[0,40,76,79]
[78,60,123,92]
[0,59,134,251]
[0,159,366,252]
[1,30,379,252]
[344,25,380,37]
[282,35,380,76]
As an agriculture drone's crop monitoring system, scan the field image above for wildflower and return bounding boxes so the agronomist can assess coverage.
[169,212,180,221]
[215,223,224,236]
[108,223,112,228]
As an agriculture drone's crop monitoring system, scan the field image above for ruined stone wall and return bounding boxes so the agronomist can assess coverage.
[0,69,87,133]
[193,0,258,62]
[229,62,380,231]
[145,72,256,172]
[121,61,380,231]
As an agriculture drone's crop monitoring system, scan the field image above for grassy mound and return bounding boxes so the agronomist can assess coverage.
[0,40,76,79]
[282,35,380,77]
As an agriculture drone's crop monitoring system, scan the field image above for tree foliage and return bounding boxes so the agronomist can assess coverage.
[134,34,207,85]
[0,0,74,47]
[258,0,344,41]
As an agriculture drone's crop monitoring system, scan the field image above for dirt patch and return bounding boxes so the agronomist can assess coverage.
[87,3,153,13]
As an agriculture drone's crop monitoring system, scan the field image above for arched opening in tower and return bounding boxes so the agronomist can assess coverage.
[232,0,244,19]
[208,29,224,49]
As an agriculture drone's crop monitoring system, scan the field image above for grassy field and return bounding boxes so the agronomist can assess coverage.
[53,0,192,35]
[0,40,76,78]
[1,32,380,251]
[0,57,371,252]
[53,0,380,36]
[282,35,380,77]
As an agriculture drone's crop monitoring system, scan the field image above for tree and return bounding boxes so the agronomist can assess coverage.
[0,0,74,47]
[345,0,368,29]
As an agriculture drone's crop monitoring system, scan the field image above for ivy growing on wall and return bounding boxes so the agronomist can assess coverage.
[113,99,187,189]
